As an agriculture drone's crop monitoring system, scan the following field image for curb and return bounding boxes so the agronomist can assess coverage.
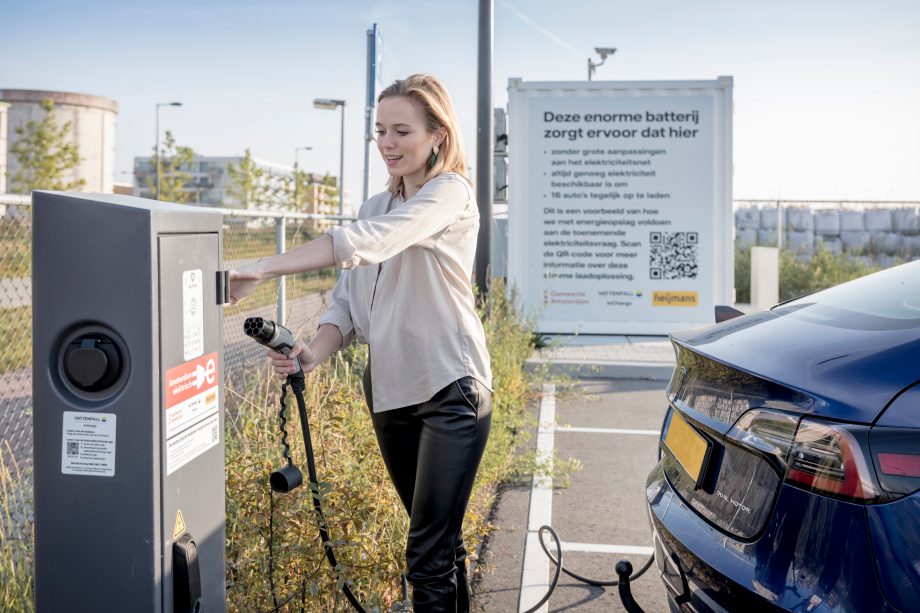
[525,358,675,381]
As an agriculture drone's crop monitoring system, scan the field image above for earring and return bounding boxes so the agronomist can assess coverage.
[429,145,439,167]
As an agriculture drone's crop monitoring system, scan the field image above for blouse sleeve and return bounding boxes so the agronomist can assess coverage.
[317,269,354,348]
[326,173,471,269]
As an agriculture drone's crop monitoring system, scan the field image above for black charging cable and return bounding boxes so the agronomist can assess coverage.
[243,317,410,613]
[521,524,654,612]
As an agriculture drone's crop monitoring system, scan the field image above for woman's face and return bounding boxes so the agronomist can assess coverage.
[375,95,444,185]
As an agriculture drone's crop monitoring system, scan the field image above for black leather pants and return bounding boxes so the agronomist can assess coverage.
[364,369,492,613]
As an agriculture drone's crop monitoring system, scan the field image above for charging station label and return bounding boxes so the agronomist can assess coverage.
[183,269,204,360]
[61,412,116,476]
[165,352,220,474]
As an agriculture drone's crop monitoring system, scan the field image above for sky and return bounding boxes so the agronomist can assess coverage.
[3,0,919,210]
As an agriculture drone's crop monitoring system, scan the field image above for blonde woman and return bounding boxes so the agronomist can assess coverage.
[229,74,492,613]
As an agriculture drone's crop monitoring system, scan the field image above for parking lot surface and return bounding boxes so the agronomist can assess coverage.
[474,379,672,612]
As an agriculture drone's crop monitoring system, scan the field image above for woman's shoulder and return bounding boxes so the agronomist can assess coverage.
[359,191,395,218]
[424,172,473,199]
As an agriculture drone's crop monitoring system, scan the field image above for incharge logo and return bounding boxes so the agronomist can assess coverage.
[652,291,698,307]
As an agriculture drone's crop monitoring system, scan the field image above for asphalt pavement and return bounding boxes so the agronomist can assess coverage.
[473,378,672,613]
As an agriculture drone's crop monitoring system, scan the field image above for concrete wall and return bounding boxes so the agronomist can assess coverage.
[0,89,117,193]
[735,202,920,266]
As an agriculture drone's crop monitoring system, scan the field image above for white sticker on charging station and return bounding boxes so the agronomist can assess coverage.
[61,412,116,477]
[166,412,220,475]
[183,269,204,360]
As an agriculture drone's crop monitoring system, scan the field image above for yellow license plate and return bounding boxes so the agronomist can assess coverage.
[664,411,711,485]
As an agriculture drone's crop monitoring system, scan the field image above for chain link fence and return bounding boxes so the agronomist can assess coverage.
[0,194,350,466]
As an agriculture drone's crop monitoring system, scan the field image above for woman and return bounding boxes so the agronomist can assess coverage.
[229,74,492,613]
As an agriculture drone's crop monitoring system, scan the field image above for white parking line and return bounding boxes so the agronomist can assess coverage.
[556,426,659,436]
[519,383,555,613]
[518,384,657,612]
[560,542,655,556]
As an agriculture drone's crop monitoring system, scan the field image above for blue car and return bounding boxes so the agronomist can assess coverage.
[646,259,920,612]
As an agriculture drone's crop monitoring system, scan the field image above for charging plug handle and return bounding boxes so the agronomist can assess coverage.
[243,317,303,378]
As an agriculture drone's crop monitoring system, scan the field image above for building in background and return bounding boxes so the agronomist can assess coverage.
[0,89,117,193]
[133,155,343,228]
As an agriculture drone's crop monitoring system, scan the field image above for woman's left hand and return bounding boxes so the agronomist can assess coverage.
[227,264,263,304]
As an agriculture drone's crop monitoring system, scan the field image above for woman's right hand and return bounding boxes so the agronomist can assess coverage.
[228,264,264,305]
[267,340,320,380]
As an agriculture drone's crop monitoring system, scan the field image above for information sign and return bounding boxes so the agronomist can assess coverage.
[507,77,733,334]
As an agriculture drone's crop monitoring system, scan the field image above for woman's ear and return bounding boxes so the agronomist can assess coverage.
[434,126,447,148]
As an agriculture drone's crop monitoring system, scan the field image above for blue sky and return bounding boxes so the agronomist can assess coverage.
[3,0,919,207]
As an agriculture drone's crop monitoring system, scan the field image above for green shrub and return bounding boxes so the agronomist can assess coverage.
[224,277,540,611]
[734,245,887,304]
[734,247,751,304]
[776,247,884,302]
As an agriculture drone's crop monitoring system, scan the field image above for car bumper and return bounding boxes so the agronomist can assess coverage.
[646,462,895,612]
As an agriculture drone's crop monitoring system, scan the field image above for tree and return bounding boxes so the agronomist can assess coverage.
[226,148,270,208]
[9,98,86,193]
[145,130,196,203]
[278,166,316,212]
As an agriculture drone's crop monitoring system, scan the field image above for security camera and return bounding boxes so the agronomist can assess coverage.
[595,47,617,60]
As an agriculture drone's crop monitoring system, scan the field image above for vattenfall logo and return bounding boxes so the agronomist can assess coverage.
[652,291,698,307]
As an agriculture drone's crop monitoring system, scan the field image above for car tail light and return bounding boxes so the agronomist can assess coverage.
[726,409,798,470]
[785,418,882,502]
[868,427,920,496]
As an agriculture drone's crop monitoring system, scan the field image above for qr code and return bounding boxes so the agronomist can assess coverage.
[649,231,698,280]
[66,441,79,456]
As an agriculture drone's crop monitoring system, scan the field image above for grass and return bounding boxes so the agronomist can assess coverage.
[222,277,548,611]
[0,307,32,375]
[0,220,31,279]
[0,443,33,612]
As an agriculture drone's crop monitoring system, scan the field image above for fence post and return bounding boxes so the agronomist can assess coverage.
[276,215,286,324]
[776,200,784,250]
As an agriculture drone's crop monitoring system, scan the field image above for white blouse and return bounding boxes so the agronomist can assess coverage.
[318,172,493,413]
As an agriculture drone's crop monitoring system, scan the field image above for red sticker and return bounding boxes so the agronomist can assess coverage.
[164,352,219,410]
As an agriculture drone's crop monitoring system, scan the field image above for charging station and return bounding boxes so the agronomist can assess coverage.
[32,192,228,612]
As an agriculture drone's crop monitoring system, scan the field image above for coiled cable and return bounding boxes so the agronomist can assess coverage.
[522,525,654,613]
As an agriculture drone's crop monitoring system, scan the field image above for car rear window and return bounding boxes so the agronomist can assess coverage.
[772,260,920,331]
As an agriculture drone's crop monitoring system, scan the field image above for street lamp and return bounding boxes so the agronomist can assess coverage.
[587,47,616,81]
[313,98,346,221]
[293,145,313,208]
[154,101,182,200]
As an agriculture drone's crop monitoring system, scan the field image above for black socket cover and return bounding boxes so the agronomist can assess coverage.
[64,336,122,392]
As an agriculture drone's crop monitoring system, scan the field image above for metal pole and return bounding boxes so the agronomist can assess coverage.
[363,24,377,204]
[587,57,592,81]
[155,105,160,200]
[475,0,493,297]
[777,200,784,250]
[338,104,345,223]
[276,215,287,324]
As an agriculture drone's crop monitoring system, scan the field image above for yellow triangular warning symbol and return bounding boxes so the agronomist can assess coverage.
[173,509,187,540]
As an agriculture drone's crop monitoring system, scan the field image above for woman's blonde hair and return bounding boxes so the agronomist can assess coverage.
[378,74,471,197]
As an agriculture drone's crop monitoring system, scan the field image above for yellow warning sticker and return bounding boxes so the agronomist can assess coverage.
[652,291,699,307]
[173,509,187,540]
